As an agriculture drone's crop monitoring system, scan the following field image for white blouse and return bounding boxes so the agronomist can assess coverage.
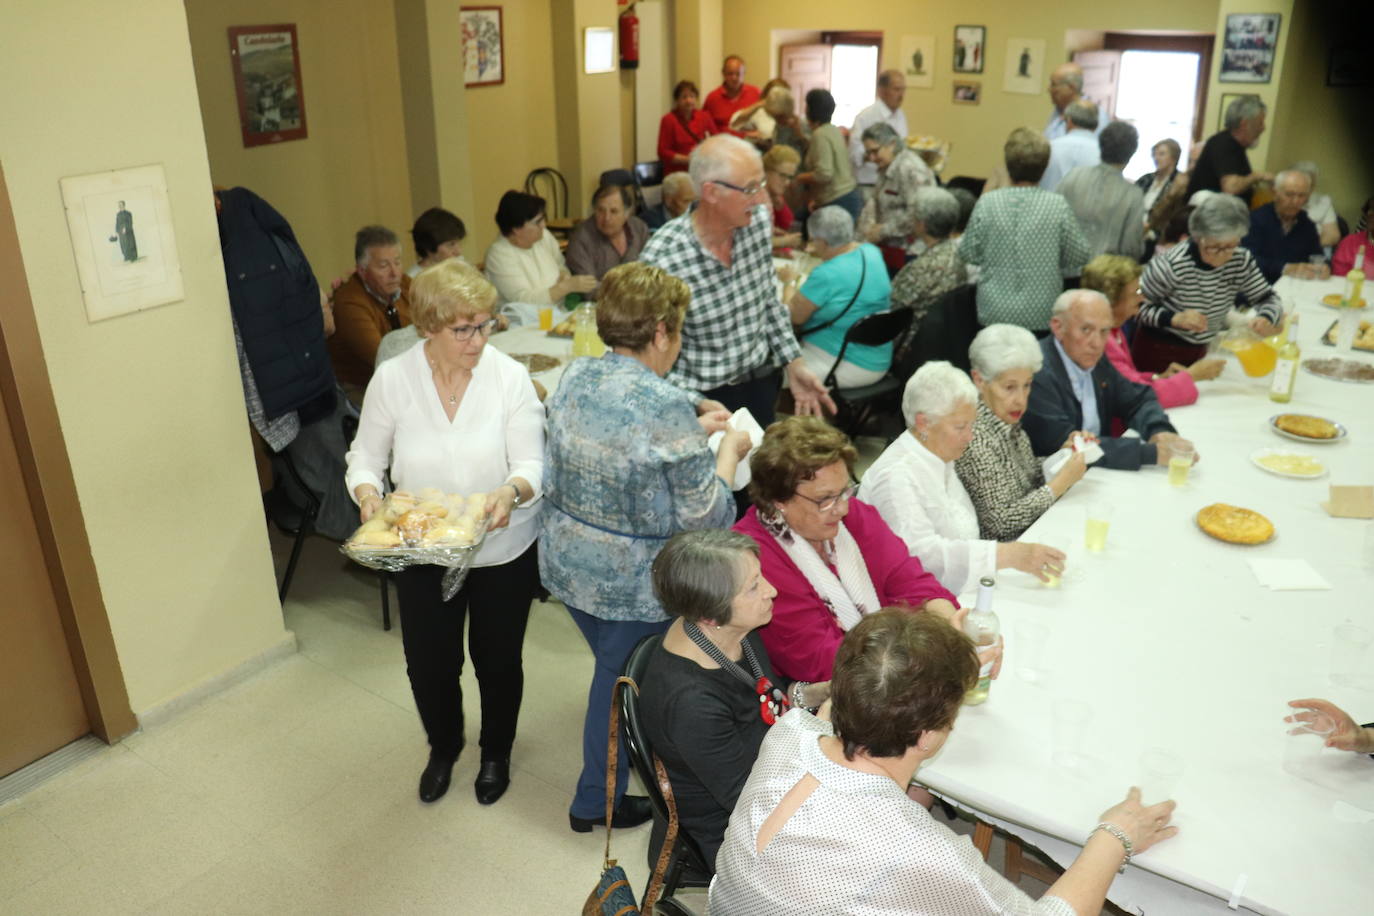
[860,431,996,595]
[483,228,566,305]
[344,340,545,567]
[710,710,1076,916]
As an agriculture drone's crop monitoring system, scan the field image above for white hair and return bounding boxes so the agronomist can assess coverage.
[1223,95,1266,130]
[1188,193,1250,240]
[807,206,854,247]
[1051,289,1110,319]
[687,135,760,194]
[1273,169,1312,194]
[969,324,1044,379]
[662,171,694,196]
[901,361,978,429]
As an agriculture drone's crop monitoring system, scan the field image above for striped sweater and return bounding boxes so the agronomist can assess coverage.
[1137,241,1281,345]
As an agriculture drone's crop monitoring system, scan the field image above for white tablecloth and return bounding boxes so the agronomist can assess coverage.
[488,320,576,393]
[919,277,1374,915]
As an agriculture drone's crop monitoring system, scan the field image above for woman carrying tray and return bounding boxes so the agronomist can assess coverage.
[345,259,545,806]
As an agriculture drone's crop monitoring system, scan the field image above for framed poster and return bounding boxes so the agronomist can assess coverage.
[952,81,981,105]
[953,25,985,74]
[1219,13,1281,83]
[461,7,504,87]
[227,24,308,148]
[1003,38,1045,95]
[900,35,935,89]
[59,164,184,323]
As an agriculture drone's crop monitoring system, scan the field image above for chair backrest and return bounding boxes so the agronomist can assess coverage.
[524,167,569,219]
[910,284,977,372]
[634,160,664,189]
[944,175,986,198]
[826,310,913,388]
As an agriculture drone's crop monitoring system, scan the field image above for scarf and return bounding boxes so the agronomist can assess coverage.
[761,509,881,631]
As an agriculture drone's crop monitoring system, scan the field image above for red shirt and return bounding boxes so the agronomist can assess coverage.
[658,109,717,174]
[702,83,761,136]
[773,202,794,232]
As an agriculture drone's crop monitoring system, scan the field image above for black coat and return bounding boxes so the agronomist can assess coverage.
[217,187,333,421]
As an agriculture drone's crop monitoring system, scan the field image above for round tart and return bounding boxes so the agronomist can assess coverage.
[1196,504,1274,545]
[1274,413,1339,439]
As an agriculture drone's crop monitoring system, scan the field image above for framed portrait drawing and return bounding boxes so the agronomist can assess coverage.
[952,81,981,105]
[953,25,986,74]
[461,7,504,87]
[227,24,308,148]
[900,35,935,89]
[1219,13,1281,83]
[1003,38,1045,95]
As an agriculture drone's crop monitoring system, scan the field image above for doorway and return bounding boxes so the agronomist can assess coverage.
[776,29,883,123]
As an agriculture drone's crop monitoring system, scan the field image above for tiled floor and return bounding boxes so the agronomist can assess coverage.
[1,454,1059,914]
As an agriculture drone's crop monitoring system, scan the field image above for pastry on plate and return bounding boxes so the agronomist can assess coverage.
[1274,413,1339,439]
[1196,504,1274,545]
[1322,292,1366,308]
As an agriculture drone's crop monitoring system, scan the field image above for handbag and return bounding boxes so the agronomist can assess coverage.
[797,248,869,340]
[583,676,681,916]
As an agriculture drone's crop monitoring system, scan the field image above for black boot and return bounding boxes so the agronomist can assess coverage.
[474,758,511,805]
[418,751,457,803]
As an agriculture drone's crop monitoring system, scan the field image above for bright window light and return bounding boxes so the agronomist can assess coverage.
[1115,50,1200,181]
[830,44,879,129]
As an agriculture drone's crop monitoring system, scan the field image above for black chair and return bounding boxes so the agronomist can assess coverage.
[907,284,978,372]
[822,310,913,439]
[633,161,665,213]
[655,898,703,915]
[274,449,320,603]
[944,175,986,198]
[620,634,713,903]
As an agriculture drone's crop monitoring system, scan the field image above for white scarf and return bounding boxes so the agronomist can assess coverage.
[763,512,881,631]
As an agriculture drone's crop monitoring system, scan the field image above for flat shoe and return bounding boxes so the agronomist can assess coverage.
[418,752,456,803]
[569,794,653,833]
[474,758,510,805]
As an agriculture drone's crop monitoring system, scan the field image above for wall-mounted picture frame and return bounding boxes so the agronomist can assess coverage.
[460,6,504,87]
[952,81,982,105]
[227,24,308,148]
[953,25,986,74]
[1216,92,1259,132]
[1219,13,1280,83]
[900,34,935,89]
[584,26,615,74]
[1002,38,1045,95]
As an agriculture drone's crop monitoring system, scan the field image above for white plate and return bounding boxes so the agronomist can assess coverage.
[1268,414,1348,444]
[1249,447,1328,479]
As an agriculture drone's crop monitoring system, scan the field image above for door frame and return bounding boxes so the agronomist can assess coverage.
[0,163,136,744]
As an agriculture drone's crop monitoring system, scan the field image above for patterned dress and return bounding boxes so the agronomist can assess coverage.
[954,401,1055,542]
[857,148,936,250]
[889,238,968,329]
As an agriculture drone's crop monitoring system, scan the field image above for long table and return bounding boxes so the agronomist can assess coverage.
[919,277,1374,915]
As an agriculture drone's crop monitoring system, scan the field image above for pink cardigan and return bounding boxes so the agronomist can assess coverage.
[733,500,957,683]
[1108,327,1197,409]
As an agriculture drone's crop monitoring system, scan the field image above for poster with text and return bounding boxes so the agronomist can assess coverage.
[228,24,308,147]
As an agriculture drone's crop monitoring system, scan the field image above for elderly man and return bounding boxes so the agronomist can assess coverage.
[1187,95,1273,205]
[703,55,760,136]
[1056,121,1146,259]
[1242,170,1327,283]
[848,70,908,194]
[1023,290,1194,471]
[564,184,650,295]
[327,224,411,401]
[642,171,696,230]
[1040,100,1100,190]
[1044,63,1101,140]
[641,135,836,430]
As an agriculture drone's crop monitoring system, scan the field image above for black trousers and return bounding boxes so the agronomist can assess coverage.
[394,544,538,762]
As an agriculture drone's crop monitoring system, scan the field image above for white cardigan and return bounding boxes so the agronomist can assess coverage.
[344,340,545,567]
[483,228,566,305]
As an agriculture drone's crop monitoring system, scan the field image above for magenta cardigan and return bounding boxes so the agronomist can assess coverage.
[1108,327,1197,409]
[733,500,958,683]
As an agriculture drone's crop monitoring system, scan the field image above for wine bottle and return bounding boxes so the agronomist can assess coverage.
[962,577,1000,706]
[1269,313,1300,403]
[1342,248,1366,308]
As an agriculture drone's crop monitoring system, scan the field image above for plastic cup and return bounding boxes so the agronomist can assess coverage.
[1138,748,1184,800]
[1330,623,1374,689]
[1283,707,1336,778]
[1052,698,1092,770]
[1085,502,1114,553]
[1039,537,1066,588]
[1013,621,1050,685]
[538,305,554,330]
[1167,445,1195,487]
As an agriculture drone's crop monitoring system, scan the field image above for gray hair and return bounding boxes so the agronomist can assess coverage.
[862,122,902,151]
[1274,169,1312,195]
[763,85,795,118]
[877,69,903,89]
[355,225,399,266]
[662,171,694,197]
[1065,100,1099,131]
[807,205,854,247]
[969,324,1044,379]
[1223,95,1266,131]
[1290,160,1319,186]
[688,134,760,194]
[901,361,978,429]
[650,528,759,626]
[1051,66,1084,93]
[1098,121,1138,166]
[912,187,960,239]
[1188,192,1251,240]
[1051,288,1110,319]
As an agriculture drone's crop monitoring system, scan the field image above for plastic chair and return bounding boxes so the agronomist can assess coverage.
[822,310,913,439]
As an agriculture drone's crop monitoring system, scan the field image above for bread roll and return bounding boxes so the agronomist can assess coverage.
[358,516,390,534]
[416,500,449,518]
[352,529,403,547]
[395,509,438,546]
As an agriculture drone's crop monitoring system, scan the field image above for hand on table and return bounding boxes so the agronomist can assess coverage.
[1287,698,1374,753]
[787,360,837,417]
[1170,309,1208,334]
[1000,541,1066,583]
[1185,358,1225,381]
[1097,787,1179,856]
[1284,263,1330,281]
[1150,432,1197,466]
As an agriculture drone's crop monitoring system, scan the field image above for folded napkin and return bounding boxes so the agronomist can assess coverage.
[708,407,766,491]
[1043,439,1105,478]
[1245,558,1332,590]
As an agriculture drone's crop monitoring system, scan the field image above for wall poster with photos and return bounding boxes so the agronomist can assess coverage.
[1219,13,1281,83]
[227,24,308,147]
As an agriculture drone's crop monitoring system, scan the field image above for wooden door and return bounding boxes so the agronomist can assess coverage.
[1074,49,1123,120]
[779,44,832,118]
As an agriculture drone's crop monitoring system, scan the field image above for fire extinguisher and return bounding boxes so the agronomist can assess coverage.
[619,7,639,70]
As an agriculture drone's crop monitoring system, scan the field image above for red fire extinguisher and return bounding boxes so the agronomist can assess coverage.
[619,7,639,70]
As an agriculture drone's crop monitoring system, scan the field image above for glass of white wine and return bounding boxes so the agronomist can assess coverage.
[1084,501,1114,552]
[1167,444,1195,487]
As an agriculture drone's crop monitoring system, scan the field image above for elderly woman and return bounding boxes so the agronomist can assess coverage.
[345,260,543,806]
[1134,139,1189,244]
[857,122,936,275]
[483,190,596,308]
[955,324,1087,542]
[1081,254,1224,409]
[732,416,958,684]
[764,144,803,251]
[765,85,809,158]
[540,261,751,834]
[407,207,467,278]
[1132,193,1280,374]
[727,77,791,142]
[889,187,968,328]
[711,609,1179,916]
[862,362,1066,595]
[960,128,1091,331]
[658,80,716,175]
[781,206,892,389]
[797,89,862,223]
[564,184,649,295]
[640,529,831,870]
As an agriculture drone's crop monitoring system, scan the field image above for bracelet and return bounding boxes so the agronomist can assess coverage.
[1090,822,1134,874]
[505,482,523,509]
[361,492,383,503]
[789,681,811,711]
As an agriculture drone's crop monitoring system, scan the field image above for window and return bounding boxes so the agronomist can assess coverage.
[829,44,880,127]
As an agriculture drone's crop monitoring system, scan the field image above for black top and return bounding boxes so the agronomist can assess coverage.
[1187,131,1254,204]
[1242,204,1325,283]
[639,630,778,871]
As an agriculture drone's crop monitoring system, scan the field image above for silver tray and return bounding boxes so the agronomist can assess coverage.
[1267,414,1349,444]
[1301,357,1374,385]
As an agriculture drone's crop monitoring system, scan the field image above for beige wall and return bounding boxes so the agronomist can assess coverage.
[0,0,287,713]
[1200,0,1292,180]
[185,0,414,281]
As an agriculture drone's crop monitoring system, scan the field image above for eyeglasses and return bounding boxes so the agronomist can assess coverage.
[447,318,499,340]
[1200,241,1239,257]
[710,178,766,197]
[862,146,882,160]
[794,484,857,514]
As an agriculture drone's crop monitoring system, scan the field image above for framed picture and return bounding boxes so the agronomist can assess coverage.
[900,34,935,89]
[1219,13,1281,83]
[1216,92,1259,132]
[227,24,308,148]
[460,7,504,87]
[584,27,615,74]
[1326,43,1373,87]
[952,81,981,105]
[953,25,986,74]
[1002,38,1045,95]
[59,164,184,323]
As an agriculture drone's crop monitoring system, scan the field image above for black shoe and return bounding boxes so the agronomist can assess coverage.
[418,751,457,803]
[474,758,511,805]
[569,795,653,833]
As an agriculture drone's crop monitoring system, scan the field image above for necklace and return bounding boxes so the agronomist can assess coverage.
[683,621,789,725]
[426,346,463,406]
